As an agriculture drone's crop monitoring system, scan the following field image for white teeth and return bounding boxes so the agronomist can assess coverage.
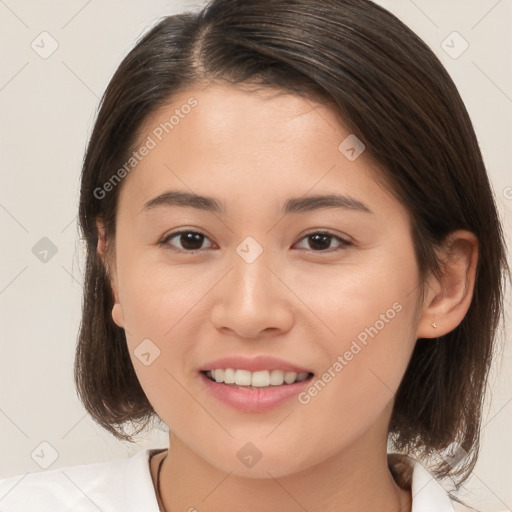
[235,369,252,386]
[283,372,297,384]
[205,368,311,386]
[251,370,270,387]
[269,369,285,385]
[296,372,309,382]
[223,368,236,384]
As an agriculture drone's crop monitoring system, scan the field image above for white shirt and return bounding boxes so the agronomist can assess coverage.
[0,448,470,511]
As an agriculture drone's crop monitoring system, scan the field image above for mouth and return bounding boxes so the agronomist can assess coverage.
[197,355,315,411]
[200,368,315,389]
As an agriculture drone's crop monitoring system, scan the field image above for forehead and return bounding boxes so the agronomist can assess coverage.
[138,82,344,152]
[117,83,402,220]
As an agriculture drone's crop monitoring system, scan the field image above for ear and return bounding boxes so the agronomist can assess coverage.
[416,230,478,339]
[96,218,125,328]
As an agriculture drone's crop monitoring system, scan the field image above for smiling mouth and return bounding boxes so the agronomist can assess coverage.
[201,369,315,388]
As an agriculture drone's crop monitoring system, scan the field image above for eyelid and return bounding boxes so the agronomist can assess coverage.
[297,228,353,244]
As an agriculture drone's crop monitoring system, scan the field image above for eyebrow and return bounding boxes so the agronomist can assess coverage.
[141,190,373,215]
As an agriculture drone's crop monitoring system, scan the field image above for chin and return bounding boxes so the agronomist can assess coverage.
[201,441,318,479]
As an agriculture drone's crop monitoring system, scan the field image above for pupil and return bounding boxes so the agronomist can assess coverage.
[309,234,330,250]
[181,232,204,250]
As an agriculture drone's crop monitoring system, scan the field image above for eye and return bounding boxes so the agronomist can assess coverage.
[159,230,215,252]
[294,231,352,252]
[159,229,352,253]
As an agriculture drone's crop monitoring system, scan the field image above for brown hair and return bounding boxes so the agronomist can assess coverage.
[74,0,509,487]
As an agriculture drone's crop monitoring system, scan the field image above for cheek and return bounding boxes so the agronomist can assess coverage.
[275,267,420,469]
[293,243,421,404]
[117,250,206,339]
[293,244,420,343]
[113,247,210,406]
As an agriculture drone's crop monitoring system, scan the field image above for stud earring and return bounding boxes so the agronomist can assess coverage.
[431,319,437,328]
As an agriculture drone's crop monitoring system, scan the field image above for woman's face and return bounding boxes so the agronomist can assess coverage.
[106,82,427,477]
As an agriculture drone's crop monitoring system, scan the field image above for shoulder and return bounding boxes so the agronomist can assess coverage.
[388,453,481,512]
[0,448,162,512]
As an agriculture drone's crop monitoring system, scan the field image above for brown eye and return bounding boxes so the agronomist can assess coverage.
[161,231,214,252]
[295,232,352,252]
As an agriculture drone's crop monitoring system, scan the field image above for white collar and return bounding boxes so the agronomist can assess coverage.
[0,448,459,511]
[407,457,456,511]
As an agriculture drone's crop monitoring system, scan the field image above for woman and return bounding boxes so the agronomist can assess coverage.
[0,0,508,510]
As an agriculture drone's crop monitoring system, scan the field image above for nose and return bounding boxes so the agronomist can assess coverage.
[210,249,295,340]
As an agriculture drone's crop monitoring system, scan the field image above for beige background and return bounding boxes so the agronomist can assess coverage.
[0,1,510,510]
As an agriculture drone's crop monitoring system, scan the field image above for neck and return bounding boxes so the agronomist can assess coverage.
[155,433,411,512]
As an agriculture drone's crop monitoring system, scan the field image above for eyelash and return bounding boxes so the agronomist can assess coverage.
[158,229,353,254]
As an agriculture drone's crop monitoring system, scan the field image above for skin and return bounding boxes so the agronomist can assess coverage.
[97,82,478,512]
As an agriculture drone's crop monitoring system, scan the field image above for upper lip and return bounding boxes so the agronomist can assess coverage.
[199,355,313,374]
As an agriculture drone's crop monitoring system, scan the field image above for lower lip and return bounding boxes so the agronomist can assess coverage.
[199,372,313,412]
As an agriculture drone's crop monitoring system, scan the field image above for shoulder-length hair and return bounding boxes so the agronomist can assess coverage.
[74,0,509,486]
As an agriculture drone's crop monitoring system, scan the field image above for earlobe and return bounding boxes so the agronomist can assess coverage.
[416,230,478,339]
[112,303,125,328]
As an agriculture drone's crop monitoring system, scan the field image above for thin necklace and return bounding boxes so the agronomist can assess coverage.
[156,452,168,512]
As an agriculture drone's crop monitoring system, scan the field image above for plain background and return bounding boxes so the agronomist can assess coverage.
[0,1,510,510]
